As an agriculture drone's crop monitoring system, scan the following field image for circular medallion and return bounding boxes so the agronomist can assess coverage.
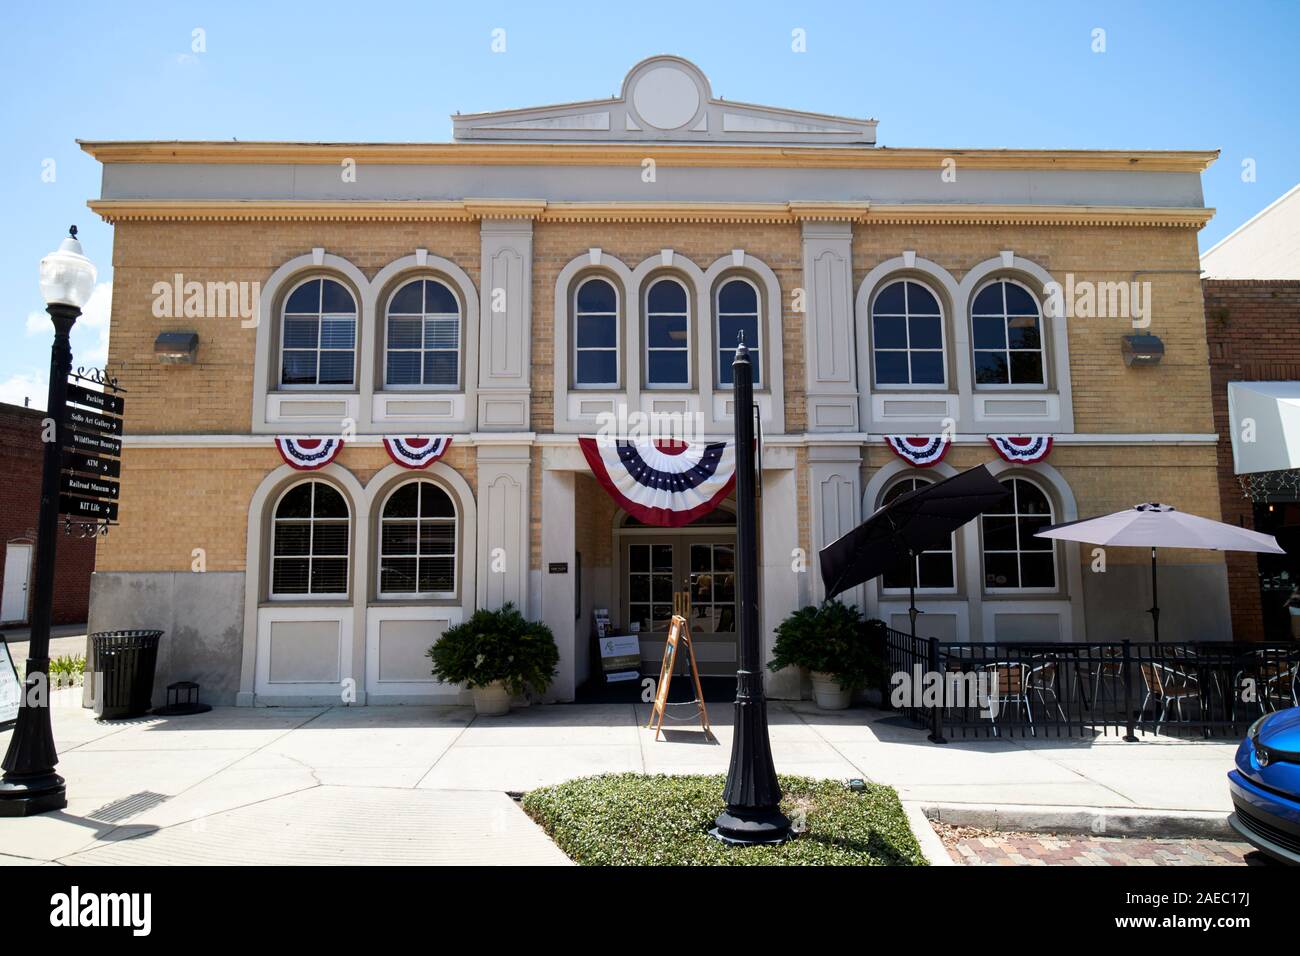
[631,66,701,130]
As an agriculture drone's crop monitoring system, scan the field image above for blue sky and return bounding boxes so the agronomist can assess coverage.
[2,0,1297,408]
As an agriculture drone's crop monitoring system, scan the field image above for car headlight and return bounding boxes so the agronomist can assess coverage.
[1248,714,1270,741]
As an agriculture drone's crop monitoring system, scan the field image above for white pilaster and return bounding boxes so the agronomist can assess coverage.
[540,467,577,701]
[801,221,859,431]
[477,219,534,429]
[476,445,531,613]
[807,444,864,607]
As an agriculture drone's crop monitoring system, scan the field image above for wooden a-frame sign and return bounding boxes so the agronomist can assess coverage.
[646,604,712,740]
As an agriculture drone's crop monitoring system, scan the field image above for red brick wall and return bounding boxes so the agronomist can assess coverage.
[0,402,96,626]
[1203,280,1300,641]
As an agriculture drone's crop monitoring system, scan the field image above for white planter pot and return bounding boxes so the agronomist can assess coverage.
[472,680,511,716]
[811,671,853,711]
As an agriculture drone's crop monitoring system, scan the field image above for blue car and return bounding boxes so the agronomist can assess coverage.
[1229,707,1300,865]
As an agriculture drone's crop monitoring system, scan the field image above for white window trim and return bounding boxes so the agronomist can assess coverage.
[382,276,464,391]
[870,279,949,390]
[573,275,621,390]
[278,276,360,390]
[644,275,692,389]
[269,479,351,601]
[376,478,459,601]
[715,274,764,390]
[981,476,1059,595]
[970,277,1048,391]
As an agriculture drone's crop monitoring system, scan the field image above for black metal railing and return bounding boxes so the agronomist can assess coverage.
[878,628,1299,741]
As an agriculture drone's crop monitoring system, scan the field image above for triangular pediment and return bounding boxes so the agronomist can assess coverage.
[452,56,876,145]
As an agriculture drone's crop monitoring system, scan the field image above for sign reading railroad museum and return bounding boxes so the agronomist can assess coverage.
[58,370,125,534]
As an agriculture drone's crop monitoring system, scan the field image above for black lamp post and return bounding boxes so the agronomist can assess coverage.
[711,334,791,845]
[0,227,96,817]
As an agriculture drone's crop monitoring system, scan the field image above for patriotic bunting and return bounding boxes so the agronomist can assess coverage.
[883,435,951,468]
[275,437,344,471]
[987,435,1053,464]
[383,436,453,470]
[578,436,738,528]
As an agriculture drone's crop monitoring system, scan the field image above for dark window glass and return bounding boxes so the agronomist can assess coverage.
[577,278,616,313]
[873,316,908,349]
[321,279,356,314]
[718,279,757,313]
[285,280,320,313]
[982,478,1056,591]
[875,351,909,384]
[973,316,1007,350]
[576,314,617,349]
[909,351,945,385]
[908,315,942,350]
[271,482,349,596]
[873,282,906,314]
[388,281,423,314]
[971,281,1044,389]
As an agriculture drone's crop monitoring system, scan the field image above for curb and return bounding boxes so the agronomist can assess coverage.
[920,802,1235,840]
[902,801,956,865]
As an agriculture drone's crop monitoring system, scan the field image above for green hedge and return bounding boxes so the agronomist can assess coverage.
[522,773,926,866]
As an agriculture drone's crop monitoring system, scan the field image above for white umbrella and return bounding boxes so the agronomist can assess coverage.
[1035,502,1285,641]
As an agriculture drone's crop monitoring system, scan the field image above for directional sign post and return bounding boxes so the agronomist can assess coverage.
[57,372,126,536]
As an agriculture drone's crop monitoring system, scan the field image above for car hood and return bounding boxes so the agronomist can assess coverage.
[1236,707,1300,797]
[1258,707,1300,751]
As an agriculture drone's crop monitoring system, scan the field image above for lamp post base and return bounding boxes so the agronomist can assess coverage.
[710,807,792,846]
[0,772,67,817]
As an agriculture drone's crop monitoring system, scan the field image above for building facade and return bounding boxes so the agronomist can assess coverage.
[82,56,1230,706]
[1,402,96,627]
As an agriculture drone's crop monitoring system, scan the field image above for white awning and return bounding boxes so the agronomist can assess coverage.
[1228,381,1300,474]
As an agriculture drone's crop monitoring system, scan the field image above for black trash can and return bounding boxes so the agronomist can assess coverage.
[90,630,163,720]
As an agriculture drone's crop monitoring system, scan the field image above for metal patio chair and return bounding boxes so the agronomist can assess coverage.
[1139,661,1202,732]
[980,661,1032,736]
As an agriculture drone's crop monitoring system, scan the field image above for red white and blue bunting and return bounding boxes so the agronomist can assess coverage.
[883,435,951,468]
[987,435,1053,464]
[383,436,453,470]
[275,437,344,471]
[578,437,738,528]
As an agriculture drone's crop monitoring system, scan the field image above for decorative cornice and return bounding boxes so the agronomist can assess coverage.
[88,198,1215,229]
[86,200,477,223]
[78,140,1220,173]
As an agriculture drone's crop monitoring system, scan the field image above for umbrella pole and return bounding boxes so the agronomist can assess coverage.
[1149,546,1160,643]
[908,550,919,640]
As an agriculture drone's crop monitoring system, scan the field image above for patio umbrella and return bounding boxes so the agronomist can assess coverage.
[1035,502,1285,641]
[819,464,1011,637]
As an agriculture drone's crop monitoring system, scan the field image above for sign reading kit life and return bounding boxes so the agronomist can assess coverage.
[58,373,125,532]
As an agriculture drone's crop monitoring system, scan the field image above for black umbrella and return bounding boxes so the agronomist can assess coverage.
[819,464,1012,637]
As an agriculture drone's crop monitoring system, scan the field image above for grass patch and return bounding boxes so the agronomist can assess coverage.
[522,773,927,866]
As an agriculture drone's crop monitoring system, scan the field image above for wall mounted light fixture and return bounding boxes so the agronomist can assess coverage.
[155,331,199,364]
[1122,333,1164,367]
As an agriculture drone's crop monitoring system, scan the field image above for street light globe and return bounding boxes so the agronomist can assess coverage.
[39,226,97,308]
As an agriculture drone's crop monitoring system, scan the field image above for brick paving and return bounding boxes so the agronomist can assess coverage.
[931,821,1265,866]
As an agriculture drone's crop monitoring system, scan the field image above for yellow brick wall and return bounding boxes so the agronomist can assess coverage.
[851,224,1213,434]
[96,443,477,572]
[107,220,481,434]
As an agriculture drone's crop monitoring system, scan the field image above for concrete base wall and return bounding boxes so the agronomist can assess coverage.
[84,571,245,708]
[1081,562,1231,642]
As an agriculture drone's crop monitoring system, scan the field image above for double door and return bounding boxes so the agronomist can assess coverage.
[623,535,737,676]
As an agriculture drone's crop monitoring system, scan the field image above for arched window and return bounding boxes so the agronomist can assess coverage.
[872,280,945,386]
[280,277,358,386]
[982,477,1056,590]
[645,277,690,387]
[716,278,761,387]
[271,481,350,596]
[880,477,955,589]
[573,277,619,387]
[378,480,457,597]
[384,278,461,388]
[971,280,1046,386]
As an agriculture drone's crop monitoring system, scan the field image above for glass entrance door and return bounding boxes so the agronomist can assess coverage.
[624,534,738,676]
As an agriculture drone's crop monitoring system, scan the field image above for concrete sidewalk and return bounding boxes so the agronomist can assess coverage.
[0,695,1239,865]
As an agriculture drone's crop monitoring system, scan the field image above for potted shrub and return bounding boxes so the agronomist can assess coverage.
[427,603,559,715]
[768,600,882,710]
